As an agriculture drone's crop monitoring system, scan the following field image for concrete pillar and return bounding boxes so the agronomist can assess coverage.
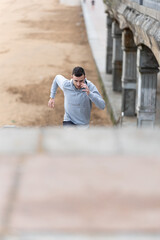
[137,45,159,127]
[106,14,113,74]
[121,29,137,116]
[112,21,123,92]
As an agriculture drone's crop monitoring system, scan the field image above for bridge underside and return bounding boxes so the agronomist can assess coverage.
[105,0,160,127]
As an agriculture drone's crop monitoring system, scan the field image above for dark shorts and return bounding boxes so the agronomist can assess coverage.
[63,121,76,126]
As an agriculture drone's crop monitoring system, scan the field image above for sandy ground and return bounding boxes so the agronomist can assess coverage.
[0,0,112,127]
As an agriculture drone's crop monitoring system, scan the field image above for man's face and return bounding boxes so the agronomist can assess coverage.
[72,74,85,89]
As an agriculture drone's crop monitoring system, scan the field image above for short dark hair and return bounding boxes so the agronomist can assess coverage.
[72,66,85,77]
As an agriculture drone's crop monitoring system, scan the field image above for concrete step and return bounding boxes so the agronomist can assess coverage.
[0,127,160,238]
[3,233,160,240]
[0,127,160,156]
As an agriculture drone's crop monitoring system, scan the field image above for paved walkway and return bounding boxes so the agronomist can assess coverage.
[81,0,106,73]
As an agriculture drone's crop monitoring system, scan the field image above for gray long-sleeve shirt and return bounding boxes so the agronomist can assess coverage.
[50,75,105,125]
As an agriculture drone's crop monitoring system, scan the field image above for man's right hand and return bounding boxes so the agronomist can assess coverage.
[48,98,55,108]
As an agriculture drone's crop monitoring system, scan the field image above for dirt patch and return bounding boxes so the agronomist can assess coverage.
[8,78,53,106]
[21,7,87,44]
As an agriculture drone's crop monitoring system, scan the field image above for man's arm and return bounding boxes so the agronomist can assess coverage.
[48,98,55,108]
[82,82,105,110]
[48,75,66,108]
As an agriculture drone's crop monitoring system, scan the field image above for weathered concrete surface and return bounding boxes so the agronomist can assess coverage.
[10,155,160,232]
[104,0,160,65]
[0,128,41,155]
[3,234,160,240]
[0,127,160,240]
[121,29,137,116]
[0,127,160,156]
[0,157,18,233]
[0,128,160,240]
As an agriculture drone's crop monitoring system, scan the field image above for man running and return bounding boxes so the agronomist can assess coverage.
[48,66,105,126]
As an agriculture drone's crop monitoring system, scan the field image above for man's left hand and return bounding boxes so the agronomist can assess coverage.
[81,83,90,95]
